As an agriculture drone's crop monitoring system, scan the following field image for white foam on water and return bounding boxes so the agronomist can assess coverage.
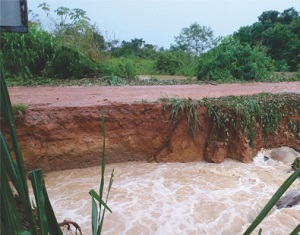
[39,150,300,235]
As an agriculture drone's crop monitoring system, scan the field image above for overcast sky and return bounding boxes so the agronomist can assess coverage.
[28,0,300,48]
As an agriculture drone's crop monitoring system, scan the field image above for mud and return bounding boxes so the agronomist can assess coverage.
[6,83,300,172]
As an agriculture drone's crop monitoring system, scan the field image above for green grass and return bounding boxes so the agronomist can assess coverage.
[1,59,63,235]
[159,93,300,146]
[12,103,28,111]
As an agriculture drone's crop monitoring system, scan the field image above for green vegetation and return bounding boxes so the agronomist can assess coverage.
[1,61,113,234]
[2,5,298,85]
[234,7,300,72]
[159,97,203,137]
[173,22,219,56]
[291,157,300,170]
[12,103,28,118]
[1,60,63,234]
[89,112,114,235]
[197,37,274,81]
[243,166,300,235]
[160,93,300,234]
[159,93,300,146]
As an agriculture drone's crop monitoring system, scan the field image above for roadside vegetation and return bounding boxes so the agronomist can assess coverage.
[1,4,300,234]
[159,93,300,146]
[0,5,299,86]
[1,68,113,234]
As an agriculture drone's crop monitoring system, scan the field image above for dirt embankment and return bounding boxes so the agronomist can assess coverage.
[6,83,300,172]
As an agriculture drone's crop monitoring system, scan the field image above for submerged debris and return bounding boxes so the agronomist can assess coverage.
[59,220,82,235]
[277,188,300,209]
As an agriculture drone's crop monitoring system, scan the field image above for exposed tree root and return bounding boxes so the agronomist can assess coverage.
[59,220,83,235]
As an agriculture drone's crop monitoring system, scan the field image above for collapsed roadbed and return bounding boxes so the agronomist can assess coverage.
[7,83,300,172]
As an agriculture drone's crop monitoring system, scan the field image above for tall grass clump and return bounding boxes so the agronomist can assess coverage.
[0,23,56,79]
[1,58,63,234]
[2,55,114,234]
[89,112,114,235]
[103,57,137,80]
[159,97,204,137]
[159,93,300,146]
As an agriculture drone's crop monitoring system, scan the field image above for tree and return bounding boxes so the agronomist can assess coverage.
[197,37,274,81]
[258,10,279,25]
[234,8,300,71]
[173,22,217,56]
[112,38,158,58]
[38,3,106,61]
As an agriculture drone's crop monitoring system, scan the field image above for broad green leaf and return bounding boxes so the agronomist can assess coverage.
[29,170,63,235]
[290,223,300,235]
[91,197,98,235]
[29,170,48,235]
[1,62,37,234]
[89,189,112,213]
[42,183,63,235]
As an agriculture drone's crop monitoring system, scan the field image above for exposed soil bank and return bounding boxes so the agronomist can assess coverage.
[6,83,300,172]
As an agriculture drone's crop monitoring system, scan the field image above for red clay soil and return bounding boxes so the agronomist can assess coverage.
[6,82,300,172]
[9,82,300,107]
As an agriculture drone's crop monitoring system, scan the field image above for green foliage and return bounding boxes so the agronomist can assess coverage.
[243,166,300,235]
[197,37,274,81]
[1,60,62,235]
[38,3,106,62]
[159,97,204,137]
[173,22,218,56]
[155,52,183,75]
[0,23,56,79]
[43,46,98,79]
[291,157,300,170]
[134,59,157,75]
[104,57,137,80]
[204,93,300,145]
[12,103,28,118]
[160,93,300,146]
[89,112,114,235]
[234,8,300,71]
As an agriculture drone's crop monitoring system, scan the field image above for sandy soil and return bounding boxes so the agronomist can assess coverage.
[8,82,300,107]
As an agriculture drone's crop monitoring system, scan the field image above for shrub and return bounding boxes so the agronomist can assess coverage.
[44,46,98,79]
[155,52,183,75]
[197,37,274,81]
[0,23,56,79]
[105,57,137,80]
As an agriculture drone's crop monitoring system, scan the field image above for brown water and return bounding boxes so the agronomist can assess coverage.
[39,151,300,235]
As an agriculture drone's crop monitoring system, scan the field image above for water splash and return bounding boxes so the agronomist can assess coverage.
[42,151,300,235]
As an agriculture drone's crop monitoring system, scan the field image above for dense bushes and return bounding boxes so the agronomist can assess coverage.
[44,46,98,79]
[0,23,100,80]
[155,52,183,75]
[1,6,299,83]
[234,8,300,71]
[197,38,274,81]
[104,58,137,80]
[0,23,55,78]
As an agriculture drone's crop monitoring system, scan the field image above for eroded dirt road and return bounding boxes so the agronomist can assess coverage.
[9,82,300,107]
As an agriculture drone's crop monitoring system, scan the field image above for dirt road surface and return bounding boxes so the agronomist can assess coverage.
[8,82,300,107]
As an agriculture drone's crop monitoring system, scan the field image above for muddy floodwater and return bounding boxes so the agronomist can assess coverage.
[40,151,300,235]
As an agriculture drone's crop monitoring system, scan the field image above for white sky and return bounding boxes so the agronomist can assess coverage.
[28,0,300,49]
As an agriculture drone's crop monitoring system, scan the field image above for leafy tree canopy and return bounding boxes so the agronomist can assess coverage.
[234,7,300,71]
[112,38,158,58]
[197,37,274,81]
[173,22,219,56]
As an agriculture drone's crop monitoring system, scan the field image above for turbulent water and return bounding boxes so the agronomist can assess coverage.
[40,151,300,235]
